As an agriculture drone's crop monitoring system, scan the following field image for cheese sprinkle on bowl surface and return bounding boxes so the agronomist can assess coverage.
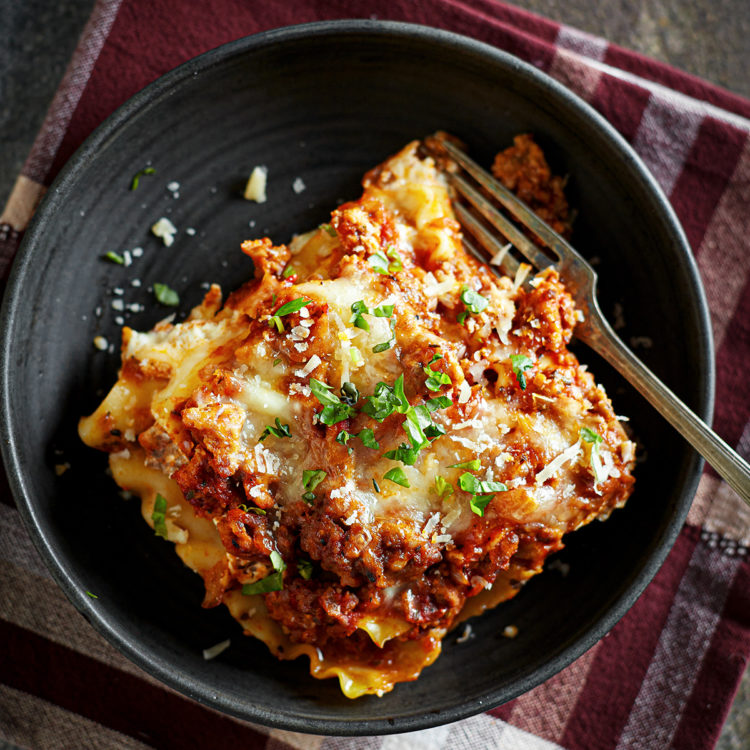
[79,138,635,698]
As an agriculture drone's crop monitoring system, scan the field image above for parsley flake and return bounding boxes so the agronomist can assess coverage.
[435,475,454,499]
[581,427,606,484]
[449,459,482,470]
[458,473,508,517]
[268,297,311,332]
[282,266,295,279]
[152,494,168,539]
[384,467,410,488]
[242,572,284,595]
[357,428,379,449]
[426,395,452,412]
[298,559,314,579]
[85,590,99,599]
[362,375,409,422]
[319,223,337,237]
[309,379,356,425]
[153,283,179,307]
[368,246,403,275]
[270,550,286,573]
[510,354,534,390]
[423,361,452,391]
[104,251,124,265]
[336,430,353,454]
[258,418,291,442]
[130,166,155,191]
[303,469,326,493]
[457,285,489,325]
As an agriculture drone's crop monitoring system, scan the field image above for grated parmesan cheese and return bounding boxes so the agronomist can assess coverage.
[535,440,581,486]
[457,379,471,404]
[490,242,512,266]
[296,354,322,378]
[202,639,231,660]
[151,217,177,246]
[244,166,268,203]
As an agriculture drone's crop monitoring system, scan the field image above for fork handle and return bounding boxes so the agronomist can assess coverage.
[579,316,750,507]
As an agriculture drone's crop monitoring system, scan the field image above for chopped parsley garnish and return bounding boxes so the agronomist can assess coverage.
[270,550,286,573]
[151,494,168,539]
[337,427,379,453]
[403,404,432,451]
[350,300,394,331]
[435,475,454,499]
[449,459,482,470]
[372,339,394,353]
[282,266,295,279]
[85,590,99,599]
[384,443,420,466]
[273,357,283,367]
[130,166,155,191]
[426,395,453,412]
[469,494,496,516]
[340,381,360,406]
[268,297,312,332]
[309,378,356,425]
[510,354,534,390]
[239,504,266,515]
[368,246,403,275]
[581,427,606,484]
[457,286,489,324]
[386,247,403,272]
[298,559,314,580]
[153,283,179,307]
[357,428,379,449]
[384,467,410,488]
[423,360,452,391]
[303,469,326,493]
[242,572,284,595]
[458,472,508,517]
[258,418,291,442]
[319,223,337,237]
[104,251,124,265]
[362,375,409,421]
[336,430,353,454]
[372,318,397,353]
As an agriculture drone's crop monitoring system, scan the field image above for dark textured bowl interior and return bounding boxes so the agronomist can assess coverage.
[0,21,712,735]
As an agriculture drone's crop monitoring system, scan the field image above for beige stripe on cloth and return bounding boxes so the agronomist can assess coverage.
[697,133,750,352]
[23,0,124,184]
[269,729,324,750]
[615,541,743,749]
[0,683,153,750]
[505,638,602,742]
[548,47,604,103]
[632,92,704,196]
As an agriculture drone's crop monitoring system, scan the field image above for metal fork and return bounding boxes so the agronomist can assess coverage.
[424,133,750,507]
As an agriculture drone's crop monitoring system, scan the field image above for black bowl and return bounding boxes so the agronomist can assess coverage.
[0,20,712,735]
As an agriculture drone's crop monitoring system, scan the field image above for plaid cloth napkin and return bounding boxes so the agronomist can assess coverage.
[2,1,749,748]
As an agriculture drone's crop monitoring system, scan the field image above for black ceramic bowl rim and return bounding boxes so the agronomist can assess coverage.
[0,19,713,735]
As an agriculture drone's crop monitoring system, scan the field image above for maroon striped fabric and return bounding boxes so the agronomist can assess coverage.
[2,1,749,748]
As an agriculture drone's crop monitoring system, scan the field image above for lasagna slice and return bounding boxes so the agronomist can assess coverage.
[79,140,635,697]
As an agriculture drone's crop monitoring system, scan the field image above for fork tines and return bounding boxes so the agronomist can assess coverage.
[424,133,568,284]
